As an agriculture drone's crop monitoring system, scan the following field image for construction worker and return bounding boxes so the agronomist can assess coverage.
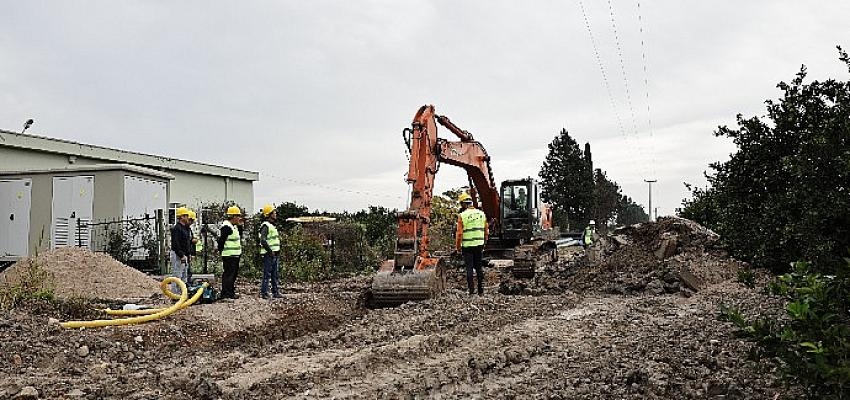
[455,192,489,295]
[583,220,596,247]
[188,210,201,273]
[217,206,243,300]
[258,204,282,299]
[169,207,192,295]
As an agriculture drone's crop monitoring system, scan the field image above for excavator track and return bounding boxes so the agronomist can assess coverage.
[509,241,558,278]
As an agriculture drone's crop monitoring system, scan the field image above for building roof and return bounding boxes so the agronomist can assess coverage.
[0,163,175,180]
[0,129,258,181]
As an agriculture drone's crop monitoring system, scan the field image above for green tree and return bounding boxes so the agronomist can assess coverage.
[680,47,850,273]
[592,169,621,231]
[539,129,594,230]
[616,195,649,226]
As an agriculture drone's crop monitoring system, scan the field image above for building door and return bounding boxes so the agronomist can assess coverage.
[0,179,32,257]
[123,176,167,258]
[52,176,94,249]
[123,176,167,219]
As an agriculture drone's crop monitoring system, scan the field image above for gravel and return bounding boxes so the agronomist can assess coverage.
[0,219,802,399]
[0,247,159,299]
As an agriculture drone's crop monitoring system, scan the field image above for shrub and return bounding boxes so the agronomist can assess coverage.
[722,259,850,398]
[0,254,56,309]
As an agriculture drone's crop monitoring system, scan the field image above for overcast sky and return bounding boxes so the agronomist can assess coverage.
[2,1,848,218]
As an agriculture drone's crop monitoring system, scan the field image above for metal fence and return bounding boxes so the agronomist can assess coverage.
[81,210,167,273]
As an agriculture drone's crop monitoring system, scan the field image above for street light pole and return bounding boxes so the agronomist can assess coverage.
[644,179,657,222]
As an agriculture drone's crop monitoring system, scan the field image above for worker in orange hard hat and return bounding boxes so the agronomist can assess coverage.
[455,192,489,296]
[217,205,243,300]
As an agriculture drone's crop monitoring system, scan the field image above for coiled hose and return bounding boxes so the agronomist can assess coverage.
[60,277,208,329]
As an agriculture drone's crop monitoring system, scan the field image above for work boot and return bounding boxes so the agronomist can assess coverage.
[260,293,270,300]
[273,293,284,299]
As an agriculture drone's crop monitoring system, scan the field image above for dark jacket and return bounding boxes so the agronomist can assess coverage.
[170,222,192,258]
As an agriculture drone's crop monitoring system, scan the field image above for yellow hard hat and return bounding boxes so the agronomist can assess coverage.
[261,204,275,216]
[176,207,190,217]
[187,210,196,220]
[226,206,242,216]
[458,192,472,203]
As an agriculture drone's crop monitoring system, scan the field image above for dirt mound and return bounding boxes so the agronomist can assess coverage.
[0,247,159,299]
[566,217,745,295]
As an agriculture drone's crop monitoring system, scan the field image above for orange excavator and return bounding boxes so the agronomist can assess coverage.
[366,105,555,307]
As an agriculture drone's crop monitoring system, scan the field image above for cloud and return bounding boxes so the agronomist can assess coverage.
[1,1,848,217]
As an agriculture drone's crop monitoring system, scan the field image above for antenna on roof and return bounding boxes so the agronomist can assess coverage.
[21,119,34,135]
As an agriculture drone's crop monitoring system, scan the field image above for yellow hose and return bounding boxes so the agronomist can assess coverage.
[104,278,205,316]
[61,277,208,329]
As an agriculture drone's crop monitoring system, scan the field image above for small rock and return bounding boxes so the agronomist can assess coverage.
[134,335,144,344]
[11,354,22,366]
[14,386,38,400]
[48,317,60,325]
[76,345,90,357]
[67,388,85,397]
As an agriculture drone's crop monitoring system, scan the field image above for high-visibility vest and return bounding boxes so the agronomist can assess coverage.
[460,208,486,247]
[194,231,203,253]
[260,221,281,255]
[221,220,242,257]
[583,226,594,246]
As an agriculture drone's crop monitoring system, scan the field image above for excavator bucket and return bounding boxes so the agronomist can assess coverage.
[366,260,446,308]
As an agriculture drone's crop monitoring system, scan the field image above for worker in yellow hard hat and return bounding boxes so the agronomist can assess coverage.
[217,205,243,300]
[258,204,282,299]
[455,192,488,296]
[187,210,201,272]
[169,207,192,295]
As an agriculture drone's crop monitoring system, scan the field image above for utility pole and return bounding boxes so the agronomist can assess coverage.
[644,179,657,222]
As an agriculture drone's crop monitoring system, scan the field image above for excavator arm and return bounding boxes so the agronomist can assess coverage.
[394,105,500,271]
[368,105,499,307]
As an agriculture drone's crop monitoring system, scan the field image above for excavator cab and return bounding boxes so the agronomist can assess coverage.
[500,178,546,245]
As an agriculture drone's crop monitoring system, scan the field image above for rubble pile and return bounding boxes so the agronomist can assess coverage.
[0,247,159,299]
[566,217,746,295]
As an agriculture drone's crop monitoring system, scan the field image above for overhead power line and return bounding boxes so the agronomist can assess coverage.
[606,0,652,179]
[577,0,627,143]
[635,0,658,177]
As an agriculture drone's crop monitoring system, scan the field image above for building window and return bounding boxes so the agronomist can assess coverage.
[168,202,183,225]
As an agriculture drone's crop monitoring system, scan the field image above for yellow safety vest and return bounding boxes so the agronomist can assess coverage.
[460,208,486,247]
[194,233,203,253]
[260,221,281,255]
[221,220,242,257]
[584,226,594,246]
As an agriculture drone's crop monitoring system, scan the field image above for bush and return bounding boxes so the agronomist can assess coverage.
[722,259,850,398]
[0,255,55,309]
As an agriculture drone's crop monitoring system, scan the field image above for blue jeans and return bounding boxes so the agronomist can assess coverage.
[260,253,280,296]
[169,251,188,295]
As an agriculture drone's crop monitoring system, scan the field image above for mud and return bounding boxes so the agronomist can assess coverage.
[0,218,801,399]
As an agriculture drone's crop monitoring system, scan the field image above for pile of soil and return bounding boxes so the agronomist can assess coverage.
[0,247,159,299]
[565,217,746,295]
